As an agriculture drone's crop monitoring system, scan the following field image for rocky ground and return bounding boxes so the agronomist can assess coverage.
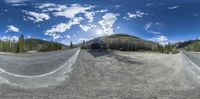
[0,50,200,99]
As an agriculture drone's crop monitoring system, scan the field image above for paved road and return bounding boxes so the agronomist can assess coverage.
[182,51,200,67]
[0,48,79,76]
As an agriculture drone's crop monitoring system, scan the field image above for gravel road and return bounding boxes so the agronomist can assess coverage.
[0,50,199,99]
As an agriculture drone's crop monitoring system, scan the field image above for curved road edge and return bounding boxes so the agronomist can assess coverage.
[182,51,200,71]
[0,48,80,88]
[181,51,200,81]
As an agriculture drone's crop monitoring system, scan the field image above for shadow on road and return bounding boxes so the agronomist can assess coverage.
[87,49,111,57]
[87,49,143,65]
[112,53,143,65]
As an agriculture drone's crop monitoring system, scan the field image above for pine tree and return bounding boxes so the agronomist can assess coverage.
[70,41,73,48]
[18,34,26,53]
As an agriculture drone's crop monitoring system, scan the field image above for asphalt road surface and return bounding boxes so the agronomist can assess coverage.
[0,48,79,76]
[0,50,199,98]
[182,51,200,67]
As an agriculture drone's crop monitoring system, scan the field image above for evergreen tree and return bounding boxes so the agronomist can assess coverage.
[70,41,73,48]
[18,34,26,53]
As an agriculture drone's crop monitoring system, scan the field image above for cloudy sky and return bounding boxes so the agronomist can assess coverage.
[0,0,200,45]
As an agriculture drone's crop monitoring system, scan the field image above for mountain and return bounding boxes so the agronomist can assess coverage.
[82,33,158,51]
[174,39,200,51]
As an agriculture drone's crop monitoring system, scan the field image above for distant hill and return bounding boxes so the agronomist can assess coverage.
[174,40,196,48]
[174,39,200,51]
[25,38,68,52]
[82,33,158,51]
[107,34,142,40]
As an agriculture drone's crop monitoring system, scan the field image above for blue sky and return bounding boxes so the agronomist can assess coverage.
[0,0,200,45]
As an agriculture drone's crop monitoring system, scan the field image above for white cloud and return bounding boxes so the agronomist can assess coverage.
[168,5,180,10]
[150,35,169,45]
[38,3,100,38]
[148,31,161,35]
[4,0,28,3]
[23,11,50,23]
[66,35,71,39]
[79,24,96,32]
[79,25,91,32]
[38,3,68,12]
[45,17,83,39]
[144,22,163,35]
[38,3,109,39]
[144,22,152,30]
[53,4,93,19]
[98,13,119,36]
[84,11,95,22]
[45,23,71,39]
[52,34,61,40]
[124,11,145,20]
[115,5,121,8]
[39,3,97,23]
[37,3,57,9]
[0,36,19,42]
[6,25,19,33]
[96,9,108,13]
[158,35,168,42]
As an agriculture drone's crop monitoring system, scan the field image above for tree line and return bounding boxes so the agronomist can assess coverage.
[0,35,66,53]
[81,38,178,54]
[185,39,200,52]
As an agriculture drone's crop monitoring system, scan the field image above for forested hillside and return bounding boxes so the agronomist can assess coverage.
[175,39,200,52]
[82,34,158,51]
[81,34,178,54]
[0,35,68,53]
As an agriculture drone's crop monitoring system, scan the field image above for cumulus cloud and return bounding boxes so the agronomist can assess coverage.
[36,3,109,39]
[79,25,91,32]
[84,11,96,22]
[98,13,119,36]
[45,17,83,40]
[37,3,106,24]
[37,3,68,12]
[79,24,96,32]
[6,25,19,33]
[52,4,95,23]
[168,5,180,10]
[23,11,50,23]
[150,35,169,45]
[124,11,145,20]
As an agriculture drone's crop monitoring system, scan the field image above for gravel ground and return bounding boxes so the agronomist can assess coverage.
[0,50,199,99]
